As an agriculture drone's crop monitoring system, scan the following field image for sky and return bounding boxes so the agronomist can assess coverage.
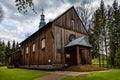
[0,0,120,43]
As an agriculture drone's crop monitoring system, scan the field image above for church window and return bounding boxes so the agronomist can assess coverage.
[26,47,29,54]
[41,39,45,49]
[32,44,35,52]
[71,19,75,30]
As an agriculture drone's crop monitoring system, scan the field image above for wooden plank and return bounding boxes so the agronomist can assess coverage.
[76,46,80,65]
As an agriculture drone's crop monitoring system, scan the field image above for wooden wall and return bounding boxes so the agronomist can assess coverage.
[20,26,53,66]
[8,50,21,67]
[19,7,90,67]
[52,8,88,64]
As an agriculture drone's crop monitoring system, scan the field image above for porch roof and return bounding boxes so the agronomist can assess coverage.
[65,36,92,48]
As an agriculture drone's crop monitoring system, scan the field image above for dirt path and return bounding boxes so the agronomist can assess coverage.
[50,71,89,76]
[35,74,64,80]
[34,71,89,80]
[35,70,111,80]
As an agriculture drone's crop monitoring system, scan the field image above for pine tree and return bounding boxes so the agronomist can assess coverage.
[0,40,5,65]
[107,5,113,66]
[89,8,102,66]
[99,0,107,67]
[115,47,120,68]
[108,0,120,66]
[5,41,11,64]
[16,42,19,50]
[12,40,16,52]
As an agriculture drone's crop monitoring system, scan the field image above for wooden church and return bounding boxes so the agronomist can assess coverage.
[8,6,92,69]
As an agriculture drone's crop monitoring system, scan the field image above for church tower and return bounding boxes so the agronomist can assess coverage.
[39,9,46,28]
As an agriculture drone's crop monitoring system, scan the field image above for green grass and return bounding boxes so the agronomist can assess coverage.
[62,69,120,80]
[0,67,49,80]
[92,57,106,65]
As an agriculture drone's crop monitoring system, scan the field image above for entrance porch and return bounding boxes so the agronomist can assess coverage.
[65,46,92,66]
[64,36,92,66]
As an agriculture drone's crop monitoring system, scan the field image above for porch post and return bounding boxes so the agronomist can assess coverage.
[89,48,92,64]
[76,46,80,65]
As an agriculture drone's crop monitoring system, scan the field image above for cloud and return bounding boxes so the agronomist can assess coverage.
[0,0,118,44]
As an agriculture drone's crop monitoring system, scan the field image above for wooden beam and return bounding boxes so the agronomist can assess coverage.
[76,46,80,65]
[89,48,92,64]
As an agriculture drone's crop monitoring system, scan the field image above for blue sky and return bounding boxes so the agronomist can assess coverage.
[0,0,119,43]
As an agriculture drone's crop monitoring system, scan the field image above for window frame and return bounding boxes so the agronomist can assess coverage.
[32,43,35,52]
[41,38,45,49]
[26,47,29,54]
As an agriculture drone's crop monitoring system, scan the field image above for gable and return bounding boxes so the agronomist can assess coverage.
[52,6,88,35]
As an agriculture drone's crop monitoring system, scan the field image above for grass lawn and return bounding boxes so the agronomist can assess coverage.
[92,58,106,65]
[62,69,120,80]
[0,67,49,80]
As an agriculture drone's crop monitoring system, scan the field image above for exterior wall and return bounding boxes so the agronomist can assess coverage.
[8,50,21,68]
[20,26,53,67]
[52,8,88,65]
[79,46,92,64]
[8,7,91,69]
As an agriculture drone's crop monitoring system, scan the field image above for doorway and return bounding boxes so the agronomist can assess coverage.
[80,49,88,65]
[65,47,77,66]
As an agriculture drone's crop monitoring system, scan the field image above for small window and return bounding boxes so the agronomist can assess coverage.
[32,44,35,52]
[26,47,29,54]
[41,39,45,49]
[71,19,75,30]
[66,54,70,58]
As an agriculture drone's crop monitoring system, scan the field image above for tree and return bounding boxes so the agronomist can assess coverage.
[0,5,4,22]
[11,40,16,52]
[16,42,19,50]
[25,32,31,38]
[15,0,36,14]
[106,5,113,66]
[89,0,108,67]
[115,47,120,68]
[5,41,11,64]
[89,8,102,66]
[108,0,120,66]
[98,0,107,67]
[76,0,94,29]
[0,40,5,65]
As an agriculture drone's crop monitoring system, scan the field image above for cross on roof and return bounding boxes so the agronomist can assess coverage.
[41,9,44,14]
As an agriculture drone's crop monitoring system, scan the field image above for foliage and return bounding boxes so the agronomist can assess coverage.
[89,9,100,59]
[11,40,16,52]
[15,0,36,14]
[107,0,120,66]
[76,0,94,29]
[0,5,4,22]
[92,57,106,65]
[89,0,120,67]
[0,41,5,65]
[62,69,120,80]
[0,40,19,65]
[0,67,48,80]
[115,47,120,67]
